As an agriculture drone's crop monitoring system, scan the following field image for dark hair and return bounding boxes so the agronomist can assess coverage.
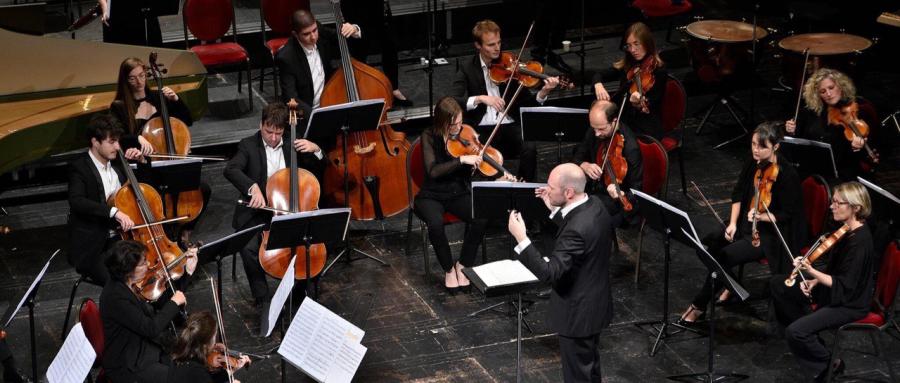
[753,121,783,147]
[172,311,217,363]
[87,114,125,146]
[261,102,289,129]
[590,99,619,122]
[291,9,316,33]
[113,57,149,134]
[104,240,146,282]
[431,97,463,136]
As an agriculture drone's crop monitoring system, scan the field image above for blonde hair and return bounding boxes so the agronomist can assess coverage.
[613,22,664,71]
[472,20,500,44]
[803,68,856,114]
[833,182,871,220]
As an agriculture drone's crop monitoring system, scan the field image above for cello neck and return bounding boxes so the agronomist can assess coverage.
[330,0,359,102]
[116,149,156,223]
[148,53,176,154]
[288,102,300,213]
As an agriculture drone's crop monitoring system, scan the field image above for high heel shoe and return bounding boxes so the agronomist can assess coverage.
[677,304,706,326]
[445,269,460,295]
[455,263,471,293]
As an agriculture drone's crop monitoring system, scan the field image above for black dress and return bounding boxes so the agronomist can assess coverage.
[110,89,194,153]
[593,63,668,140]
[102,0,163,47]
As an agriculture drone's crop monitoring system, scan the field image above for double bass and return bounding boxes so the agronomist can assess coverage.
[320,0,413,221]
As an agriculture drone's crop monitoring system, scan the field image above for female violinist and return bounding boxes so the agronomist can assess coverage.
[679,122,806,324]
[100,240,198,383]
[572,100,643,227]
[592,22,667,140]
[769,182,875,382]
[785,68,880,181]
[413,97,489,294]
[171,311,251,383]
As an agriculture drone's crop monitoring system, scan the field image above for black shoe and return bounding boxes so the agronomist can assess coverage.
[3,369,32,383]
[547,52,573,76]
[677,305,706,326]
[715,293,741,306]
[814,359,844,382]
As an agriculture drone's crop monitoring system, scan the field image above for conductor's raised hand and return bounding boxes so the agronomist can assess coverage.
[508,210,528,243]
[535,186,552,210]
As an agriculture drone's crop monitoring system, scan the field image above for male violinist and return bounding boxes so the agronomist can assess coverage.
[572,100,643,227]
[451,19,561,182]
[67,114,141,285]
[223,102,326,319]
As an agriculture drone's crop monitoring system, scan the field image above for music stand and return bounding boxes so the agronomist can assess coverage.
[197,224,265,302]
[2,249,58,382]
[303,100,389,275]
[668,228,749,382]
[780,137,838,179]
[134,158,203,221]
[519,107,589,164]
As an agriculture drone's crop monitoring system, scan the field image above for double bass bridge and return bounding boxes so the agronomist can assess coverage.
[353,142,376,154]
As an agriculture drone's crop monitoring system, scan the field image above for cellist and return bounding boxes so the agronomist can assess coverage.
[223,102,326,322]
[572,100,643,228]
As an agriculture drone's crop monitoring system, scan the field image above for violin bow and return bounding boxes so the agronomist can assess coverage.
[478,83,526,161]
[689,181,726,228]
[207,275,236,382]
[598,92,629,173]
[757,197,812,287]
[792,48,810,124]
[499,21,536,102]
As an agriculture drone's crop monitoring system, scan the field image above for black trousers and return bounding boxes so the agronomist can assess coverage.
[239,233,310,302]
[474,123,537,182]
[414,193,487,273]
[76,236,118,286]
[691,233,764,309]
[558,333,602,383]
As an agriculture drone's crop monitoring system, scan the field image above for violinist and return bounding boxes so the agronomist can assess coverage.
[100,240,199,383]
[592,22,667,141]
[223,102,326,316]
[414,97,489,294]
[785,68,880,181]
[769,182,874,382]
[572,100,643,227]
[171,311,251,383]
[67,114,138,285]
[451,19,561,182]
[679,122,806,325]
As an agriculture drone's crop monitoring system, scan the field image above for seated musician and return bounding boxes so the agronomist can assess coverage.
[785,68,880,181]
[67,114,138,285]
[414,97,489,294]
[573,100,643,227]
[592,22,668,141]
[100,240,198,383]
[451,19,560,182]
[679,122,806,324]
[276,9,362,113]
[170,311,251,383]
[223,102,326,314]
[769,182,875,382]
[0,338,30,383]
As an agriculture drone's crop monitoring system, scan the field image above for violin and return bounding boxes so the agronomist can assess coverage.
[784,224,850,287]
[489,52,573,89]
[750,159,779,248]
[206,348,247,372]
[827,100,879,164]
[205,277,247,381]
[445,124,515,178]
[626,57,657,114]
[1,329,5,340]
[595,93,632,211]
[0,226,9,235]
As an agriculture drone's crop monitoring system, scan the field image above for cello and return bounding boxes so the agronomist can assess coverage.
[257,100,327,280]
[320,0,413,221]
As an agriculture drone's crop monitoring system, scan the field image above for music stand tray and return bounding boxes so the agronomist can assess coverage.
[198,224,265,299]
[781,136,838,179]
[134,158,203,214]
[471,181,550,223]
[520,107,590,164]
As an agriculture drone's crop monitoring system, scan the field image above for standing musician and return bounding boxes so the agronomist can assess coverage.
[0,338,30,383]
[97,0,162,47]
[679,122,806,324]
[414,97,489,293]
[769,182,875,382]
[573,100,643,227]
[785,68,880,181]
[100,240,199,383]
[223,102,326,314]
[276,9,362,114]
[451,19,561,182]
[170,311,252,383]
[592,22,667,141]
[67,114,137,285]
[508,163,613,383]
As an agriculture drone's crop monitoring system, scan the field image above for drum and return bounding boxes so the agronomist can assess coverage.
[684,20,768,85]
[778,33,872,90]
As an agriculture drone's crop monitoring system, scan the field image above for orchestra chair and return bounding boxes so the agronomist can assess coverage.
[79,298,107,383]
[630,0,693,42]
[60,274,103,341]
[405,138,486,278]
[633,134,669,285]
[183,0,253,109]
[825,240,900,382]
[258,0,310,95]
[659,73,688,195]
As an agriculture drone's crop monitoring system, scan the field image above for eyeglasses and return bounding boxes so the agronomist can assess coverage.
[831,199,851,206]
[622,42,642,50]
[127,73,147,83]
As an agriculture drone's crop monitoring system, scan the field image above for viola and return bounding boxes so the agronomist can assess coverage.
[750,159,779,248]
[827,100,879,164]
[205,277,246,381]
[626,57,657,114]
[1,329,5,340]
[595,133,632,211]
[488,52,573,89]
[206,348,245,372]
[784,224,850,287]
[445,124,515,178]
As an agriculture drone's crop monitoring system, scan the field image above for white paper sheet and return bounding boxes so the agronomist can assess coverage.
[4,250,58,328]
[46,323,95,383]
[262,254,297,337]
[470,259,539,288]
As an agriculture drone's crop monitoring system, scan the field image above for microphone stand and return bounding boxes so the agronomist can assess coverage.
[748,3,760,127]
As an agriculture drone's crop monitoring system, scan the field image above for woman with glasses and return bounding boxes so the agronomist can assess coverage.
[769,182,875,381]
[591,22,667,140]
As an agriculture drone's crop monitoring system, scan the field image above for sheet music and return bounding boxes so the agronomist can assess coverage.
[278,298,366,383]
[4,250,58,327]
[858,177,900,205]
[631,189,700,241]
[262,254,296,337]
[46,323,95,383]
[471,259,539,287]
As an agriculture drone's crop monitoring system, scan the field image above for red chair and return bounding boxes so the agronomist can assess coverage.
[825,240,900,382]
[259,0,310,95]
[79,298,107,383]
[633,135,669,284]
[659,73,688,195]
[405,138,486,277]
[183,0,253,109]
[631,0,693,42]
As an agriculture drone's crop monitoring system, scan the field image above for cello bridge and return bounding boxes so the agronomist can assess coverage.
[353,143,376,154]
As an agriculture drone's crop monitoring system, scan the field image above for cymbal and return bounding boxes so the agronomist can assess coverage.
[778,33,872,55]
[685,20,768,43]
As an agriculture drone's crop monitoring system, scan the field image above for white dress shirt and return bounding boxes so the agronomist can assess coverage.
[264,139,286,179]
[88,150,122,218]
[514,194,590,254]
[301,25,361,109]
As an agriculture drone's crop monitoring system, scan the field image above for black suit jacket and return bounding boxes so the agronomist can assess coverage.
[67,153,126,269]
[517,196,614,337]
[223,131,327,230]
[275,24,340,112]
[451,55,540,127]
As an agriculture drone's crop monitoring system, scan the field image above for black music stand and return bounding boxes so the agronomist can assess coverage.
[780,137,838,180]
[197,224,265,302]
[2,249,58,382]
[463,262,540,383]
[134,158,202,222]
[668,228,749,382]
[630,190,703,356]
[303,100,389,276]
[519,106,589,164]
